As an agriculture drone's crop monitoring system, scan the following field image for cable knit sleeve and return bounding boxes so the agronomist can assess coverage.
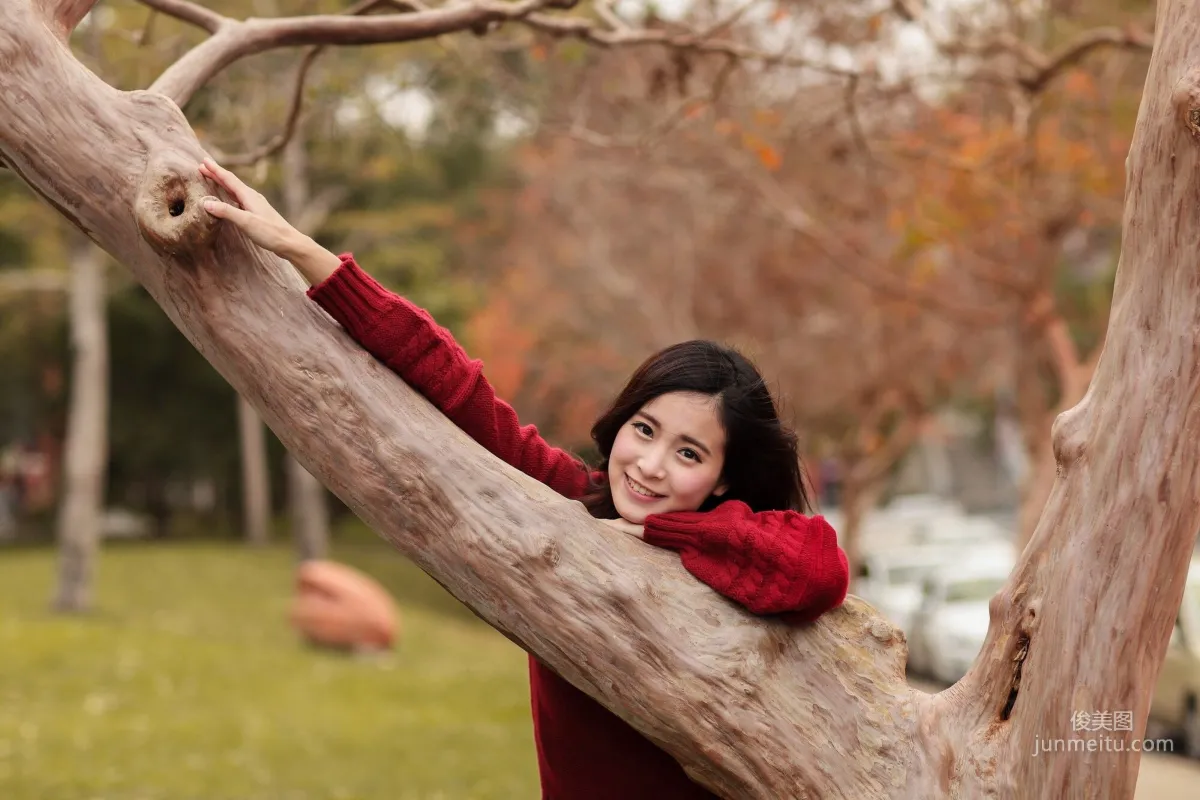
[306,253,592,500]
[642,500,849,620]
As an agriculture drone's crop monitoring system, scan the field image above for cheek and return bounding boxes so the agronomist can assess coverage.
[607,431,639,483]
[608,430,636,466]
[672,465,723,502]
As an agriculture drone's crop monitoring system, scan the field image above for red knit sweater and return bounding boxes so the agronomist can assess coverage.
[307,254,850,799]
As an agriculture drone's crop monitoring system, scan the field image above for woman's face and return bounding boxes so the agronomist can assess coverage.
[606,391,728,524]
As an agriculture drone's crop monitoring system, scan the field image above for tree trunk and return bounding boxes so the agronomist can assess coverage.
[281,124,330,560]
[838,473,883,580]
[4,1,1200,796]
[52,239,108,613]
[237,393,271,545]
[288,453,329,561]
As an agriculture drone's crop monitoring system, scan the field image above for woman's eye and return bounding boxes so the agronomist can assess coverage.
[633,421,652,436]
[679,448,700,462]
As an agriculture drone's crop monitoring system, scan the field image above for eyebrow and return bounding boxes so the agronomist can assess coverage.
[637,412,713,457]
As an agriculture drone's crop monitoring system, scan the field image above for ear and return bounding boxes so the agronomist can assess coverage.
[712,482,728,498]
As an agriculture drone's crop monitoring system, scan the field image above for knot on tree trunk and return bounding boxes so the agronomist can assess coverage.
[134,150,220,260]
[1050,397,1090,470]
[1173,67,1200,138]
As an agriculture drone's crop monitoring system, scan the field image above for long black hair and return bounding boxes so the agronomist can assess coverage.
[580,340,811,519]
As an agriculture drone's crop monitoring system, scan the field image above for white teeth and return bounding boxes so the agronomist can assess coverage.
[626,475,661,498]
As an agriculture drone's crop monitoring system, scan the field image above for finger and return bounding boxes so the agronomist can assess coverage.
[202,158,256,207]
[201,196,254,226]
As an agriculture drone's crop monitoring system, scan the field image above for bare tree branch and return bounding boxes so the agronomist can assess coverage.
[554,54,739,152]
[1013,25,1153,93]
[209,47,319,167]
[200,0,416,167]
[592,0,628,33]
[137,0,227,34]
[142,0,860,110]
[890,0,923,23]
[146,0,561,107]
[520,12,859,77]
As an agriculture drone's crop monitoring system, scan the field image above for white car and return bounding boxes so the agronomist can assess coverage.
[855,544,967,635]
[907,556,1014,683]
[855,500,1010,557]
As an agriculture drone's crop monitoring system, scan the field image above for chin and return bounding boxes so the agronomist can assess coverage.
[613,502,650,525]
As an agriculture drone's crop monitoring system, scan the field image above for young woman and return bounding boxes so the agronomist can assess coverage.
[199,158,849,799]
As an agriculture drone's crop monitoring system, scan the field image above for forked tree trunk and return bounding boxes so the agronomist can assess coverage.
[52,238,108,612]
[3,2,1200,796]
[237,394,271,545]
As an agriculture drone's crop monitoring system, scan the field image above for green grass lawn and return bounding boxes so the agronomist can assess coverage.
[0,536,540,799]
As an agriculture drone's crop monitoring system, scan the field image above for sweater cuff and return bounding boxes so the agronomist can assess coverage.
[306,253,399,333]
[642,513,704,549]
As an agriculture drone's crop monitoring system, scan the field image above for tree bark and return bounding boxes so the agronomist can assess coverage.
[4,1,1200,797]
[237,393,272,545]
[52,238,108,613]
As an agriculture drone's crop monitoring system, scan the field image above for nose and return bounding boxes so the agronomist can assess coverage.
[637,446,668,480]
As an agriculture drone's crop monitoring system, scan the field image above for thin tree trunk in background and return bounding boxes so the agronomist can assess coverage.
[839,473,883,581]
[52,240,108,612]
[238,394,271,545]
[282,127,331,560]
[289,454,329,560]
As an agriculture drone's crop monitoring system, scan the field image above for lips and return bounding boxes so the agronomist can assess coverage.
[624,474,665,502]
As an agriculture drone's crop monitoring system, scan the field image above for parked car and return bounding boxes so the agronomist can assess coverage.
[1150,559,1200,757]
[856,496,1010,557]
[906,552,1015,682]
[855,544,973,635]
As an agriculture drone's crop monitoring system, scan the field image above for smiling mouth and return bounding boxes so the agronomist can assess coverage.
[625,474,665,499]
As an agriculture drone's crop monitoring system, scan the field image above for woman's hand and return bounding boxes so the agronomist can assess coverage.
[198,158,341,286]
[599,518,644,540]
